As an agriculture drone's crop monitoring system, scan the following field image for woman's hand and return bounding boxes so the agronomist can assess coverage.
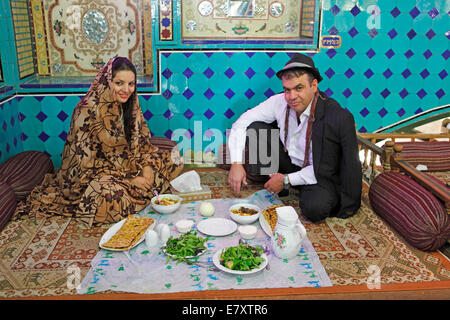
[142,166,154,185]
[129,176,152,191]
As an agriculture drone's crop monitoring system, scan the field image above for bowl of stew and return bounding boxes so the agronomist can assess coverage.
[229,203,261,224]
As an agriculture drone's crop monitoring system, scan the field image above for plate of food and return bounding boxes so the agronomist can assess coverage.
[161,231,208,263]
[259,204,284,236]
[99,215,155,251]
[229,203,261,224]
[212,244,268,275]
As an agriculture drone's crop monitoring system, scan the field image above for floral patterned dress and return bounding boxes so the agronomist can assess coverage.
[14,58,183,227]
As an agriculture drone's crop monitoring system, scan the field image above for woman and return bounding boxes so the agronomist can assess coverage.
[14,57,184,227]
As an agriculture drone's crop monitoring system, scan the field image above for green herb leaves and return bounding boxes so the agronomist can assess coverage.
[161,231,208,264]
[219,244,265,271]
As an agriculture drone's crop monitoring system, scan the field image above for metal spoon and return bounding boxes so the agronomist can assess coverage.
[259,244,271,270]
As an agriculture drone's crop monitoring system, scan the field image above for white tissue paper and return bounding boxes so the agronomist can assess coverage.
[170,170,202,192]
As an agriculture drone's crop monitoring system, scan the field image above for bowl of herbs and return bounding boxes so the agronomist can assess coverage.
[212,243,268,275]
[161,231,208,263]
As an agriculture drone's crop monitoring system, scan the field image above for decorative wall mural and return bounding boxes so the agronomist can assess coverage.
[10,0,36,79]
[181,0,314,41]
[300,0,315,38]
[159,0,174,41]
[142,0,153,76]
[30,0,50,75]
[31,0,153,77]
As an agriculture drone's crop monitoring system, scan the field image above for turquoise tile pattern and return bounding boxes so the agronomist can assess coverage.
[0,97,23,164]
[0,0,448,167]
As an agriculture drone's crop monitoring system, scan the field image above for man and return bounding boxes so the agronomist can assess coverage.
[227,53,362,222]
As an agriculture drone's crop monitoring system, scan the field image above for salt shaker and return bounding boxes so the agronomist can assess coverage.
[158,223,171,244]
[145,229,159,248]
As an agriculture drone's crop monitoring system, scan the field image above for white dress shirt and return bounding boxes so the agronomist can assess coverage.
[228,93,317,186]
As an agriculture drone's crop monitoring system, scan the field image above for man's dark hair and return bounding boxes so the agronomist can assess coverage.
[279,67,315,85]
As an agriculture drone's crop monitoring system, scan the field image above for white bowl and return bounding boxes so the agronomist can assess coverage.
[229,203,261,225]
[151,194,182,214]
[175,219,194,234]
[238,225,257,240]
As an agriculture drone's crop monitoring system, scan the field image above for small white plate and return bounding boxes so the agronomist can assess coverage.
[99,217,155,251]
[212,249,268,275]
[259,214,273,236]
[197,218,237,237]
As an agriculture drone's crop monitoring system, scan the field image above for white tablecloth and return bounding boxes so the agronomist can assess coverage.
[77,190,331,294]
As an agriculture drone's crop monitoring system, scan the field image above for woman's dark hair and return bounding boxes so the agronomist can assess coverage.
[112,57,137,144]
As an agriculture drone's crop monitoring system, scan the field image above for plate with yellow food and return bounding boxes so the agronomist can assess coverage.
[99,215,155,251]
[259,204,284,236]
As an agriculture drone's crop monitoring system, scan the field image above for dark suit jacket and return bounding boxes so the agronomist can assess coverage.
[311,91,362,217]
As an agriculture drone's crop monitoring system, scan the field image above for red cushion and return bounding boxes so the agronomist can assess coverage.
[0,181,16,232]
[393,141,450,171]
[369,171,450,251]
[0,151,54,200]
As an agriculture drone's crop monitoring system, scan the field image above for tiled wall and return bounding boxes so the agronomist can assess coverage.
[0,0,449,167]
[0,97,23,162]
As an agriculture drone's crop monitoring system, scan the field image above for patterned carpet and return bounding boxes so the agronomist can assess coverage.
[0,168,448,298]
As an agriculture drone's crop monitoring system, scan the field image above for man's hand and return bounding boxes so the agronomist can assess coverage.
[228,163,247,195]
[264,173,284,194]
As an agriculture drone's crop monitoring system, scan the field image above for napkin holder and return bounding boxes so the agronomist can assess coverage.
[172,185,212,203]
[170,170,211,203]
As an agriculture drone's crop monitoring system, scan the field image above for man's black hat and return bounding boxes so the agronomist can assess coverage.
[276,53,323,82]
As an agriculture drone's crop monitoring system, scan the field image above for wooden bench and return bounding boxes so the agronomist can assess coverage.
[358,133,450,215]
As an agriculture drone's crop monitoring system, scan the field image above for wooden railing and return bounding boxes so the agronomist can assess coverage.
[357,133,450,214]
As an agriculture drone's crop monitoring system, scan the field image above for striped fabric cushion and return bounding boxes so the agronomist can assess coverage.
[149,137,177,150]
[369,171,450,252]
[393,141,450,171]
[0,151,54,200]
[0,181,16,232]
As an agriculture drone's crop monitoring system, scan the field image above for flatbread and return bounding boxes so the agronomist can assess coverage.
[261,205,283,233]
[102,215,154,250]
